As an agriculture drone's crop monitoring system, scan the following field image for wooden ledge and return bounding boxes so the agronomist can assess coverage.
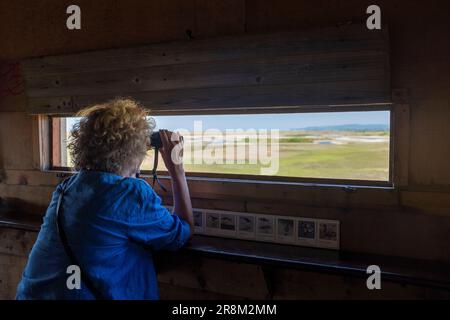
[1,214,449,291]
[179,235,450,290]
[0,212,41,232]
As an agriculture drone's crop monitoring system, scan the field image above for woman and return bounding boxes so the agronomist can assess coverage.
[16,98,193,299]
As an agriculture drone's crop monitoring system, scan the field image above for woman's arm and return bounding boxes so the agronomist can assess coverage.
[159,130,194,238]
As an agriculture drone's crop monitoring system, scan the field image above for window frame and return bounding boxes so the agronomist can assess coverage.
[46,105,395,189]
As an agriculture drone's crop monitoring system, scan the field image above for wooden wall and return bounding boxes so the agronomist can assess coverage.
[2,227,450,300]
[20,24,391,114]
[0,228,34,299]
[1,0,450,299]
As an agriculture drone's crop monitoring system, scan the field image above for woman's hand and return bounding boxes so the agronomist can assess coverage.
[159,129,185,178]
[159,129,194,236]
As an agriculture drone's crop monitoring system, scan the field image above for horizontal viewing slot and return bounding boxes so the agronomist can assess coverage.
[52,109,391,183]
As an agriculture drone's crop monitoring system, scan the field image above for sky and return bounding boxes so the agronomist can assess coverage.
[66,110,390,131]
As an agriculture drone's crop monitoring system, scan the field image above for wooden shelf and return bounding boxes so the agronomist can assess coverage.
[178,235,450,290]
[1,212,449,290]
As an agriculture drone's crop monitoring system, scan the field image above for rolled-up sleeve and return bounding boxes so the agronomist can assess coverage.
[126,181,191,251]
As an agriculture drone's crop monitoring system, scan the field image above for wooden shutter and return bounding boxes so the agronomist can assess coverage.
[21,24,390,115]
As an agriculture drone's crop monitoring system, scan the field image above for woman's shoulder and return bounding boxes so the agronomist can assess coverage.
[114,178,165,222]
[65,171,158,205]
[74,171,152,191]
[119,177,160,202]
[121,176,151,191]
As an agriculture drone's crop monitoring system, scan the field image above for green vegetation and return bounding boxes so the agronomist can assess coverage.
[63,117,390,181]
[140,130,390,181]
[279,137,314,143]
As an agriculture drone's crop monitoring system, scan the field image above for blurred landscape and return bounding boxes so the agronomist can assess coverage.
[64,112,390,181]
[141,126,390,181]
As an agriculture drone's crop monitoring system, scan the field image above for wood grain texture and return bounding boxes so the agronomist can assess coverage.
[1,0,450,274]
[157,256,269,299]
[0,228,37,257]
[272,268,427,299]
[0,113,35,170]
[0,254,28,299]
[393,104,410,187]
[21,24,391,114]
[21,24,385,76]
[0,229,37,299]
[0,184,53,214]
[158,282,244,300]
[0,0,246,61]
[1,169,399,210]
[1,225,449,300]
[26,80,391,115]
[25,52,387,98]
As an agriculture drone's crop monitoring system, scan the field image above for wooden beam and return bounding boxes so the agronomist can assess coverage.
[31,115,50,170]
[51,117,62,167]
[25,51,388,98]
[393,104,410,187]
[2,169,400,211]
[21,24,391,115]
[21,24,386,76]
[26,79,390,115]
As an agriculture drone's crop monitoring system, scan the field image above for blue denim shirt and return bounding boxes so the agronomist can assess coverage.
[16,171,190,300]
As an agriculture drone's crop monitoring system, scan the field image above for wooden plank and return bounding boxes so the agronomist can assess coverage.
[31,115,51,170]
[31,115,41,170]
[193,0,245,38]
[22,24,390,114]
[1,169,61,186]
[1,169,400,210]
[393,104,410,187]
[0,94,27,112]
[1,169,450,261]
[408,100,450,187]
[21,24,386,76]
[158,267,450,300]
[158,282,244,300]
[0,228,36,257]
[51,117,62,167]
[176,177,400,210]
[25,50,387,98]
[0,112,35,170]
[0,0,199,61]
[401,191,450,216]
[190,198,246,212]
[272,268,427,299]
[0,254,28,300]
[246,200,450,260]
[0,184,54,214]
[157,256,269,299]
[27,79,390,115]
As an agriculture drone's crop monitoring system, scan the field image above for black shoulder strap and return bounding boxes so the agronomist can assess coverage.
[151,147,167,192]
[55,183,105,300]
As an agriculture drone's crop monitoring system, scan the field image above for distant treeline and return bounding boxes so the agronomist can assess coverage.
[294,124,390,132]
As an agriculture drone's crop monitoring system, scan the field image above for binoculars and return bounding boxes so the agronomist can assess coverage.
[148,130,166,191]
[150,131,162,149]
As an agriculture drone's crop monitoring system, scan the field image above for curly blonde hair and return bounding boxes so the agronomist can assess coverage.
[68,98,154,175]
